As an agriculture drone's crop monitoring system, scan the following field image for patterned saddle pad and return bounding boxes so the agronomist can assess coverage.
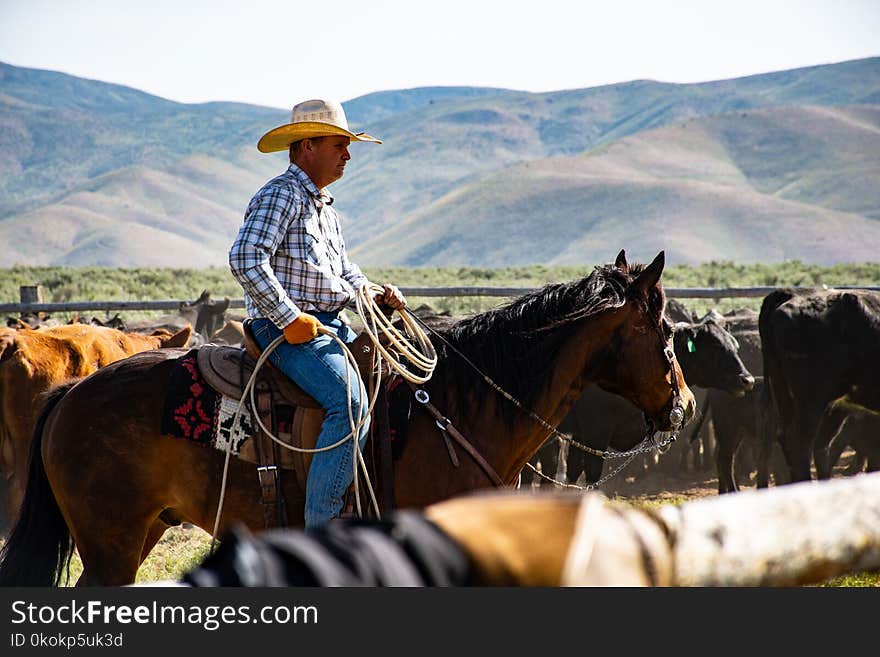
[160,349,255,456]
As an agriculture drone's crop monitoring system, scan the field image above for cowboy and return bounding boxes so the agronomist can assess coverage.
[229,99,407,530]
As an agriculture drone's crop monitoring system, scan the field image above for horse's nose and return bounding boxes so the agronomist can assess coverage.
[740,373,755,391]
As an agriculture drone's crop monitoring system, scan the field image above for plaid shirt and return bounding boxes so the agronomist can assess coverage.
[229,164,369,328]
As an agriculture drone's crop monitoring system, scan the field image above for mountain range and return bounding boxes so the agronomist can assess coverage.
[1,57,878,268]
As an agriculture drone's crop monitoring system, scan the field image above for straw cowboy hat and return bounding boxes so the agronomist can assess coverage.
[257,98,382,153]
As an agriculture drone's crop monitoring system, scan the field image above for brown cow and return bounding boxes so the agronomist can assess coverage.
[0,323,192,532]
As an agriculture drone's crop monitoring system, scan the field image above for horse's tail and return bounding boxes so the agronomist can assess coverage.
[0,381,78,586]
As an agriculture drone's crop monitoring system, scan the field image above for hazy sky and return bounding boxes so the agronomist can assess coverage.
[1,0,878,109]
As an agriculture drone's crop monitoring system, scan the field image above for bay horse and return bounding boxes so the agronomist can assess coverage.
[0,250,695,586]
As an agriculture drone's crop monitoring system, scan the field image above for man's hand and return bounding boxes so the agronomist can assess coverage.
[374,283,407,311]
[283,314,321,344]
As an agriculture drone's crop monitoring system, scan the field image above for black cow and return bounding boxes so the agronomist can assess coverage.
[706,378,783,493]
[677,310,762,476]
[691,308,791,492]
[703,313,765,493]
[526,312,755,486]
[759,288,880,483]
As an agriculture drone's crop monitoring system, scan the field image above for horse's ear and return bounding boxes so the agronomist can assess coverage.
[633,251,665,296]
[614,249,628,272]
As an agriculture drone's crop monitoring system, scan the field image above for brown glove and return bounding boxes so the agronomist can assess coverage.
[283,314,321,344]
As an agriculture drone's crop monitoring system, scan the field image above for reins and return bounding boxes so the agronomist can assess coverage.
[404,379,505,486]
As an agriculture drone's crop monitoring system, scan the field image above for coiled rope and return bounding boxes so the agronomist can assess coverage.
[210,284,437,551]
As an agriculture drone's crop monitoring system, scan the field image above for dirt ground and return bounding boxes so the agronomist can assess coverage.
[530,440,866,506]
[588,463,720,502]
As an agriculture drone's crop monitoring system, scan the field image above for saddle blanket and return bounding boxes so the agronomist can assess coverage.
[161,349,253,455]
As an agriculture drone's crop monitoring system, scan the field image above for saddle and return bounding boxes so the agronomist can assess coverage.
[198,320,377,406]
[196,319,388,525]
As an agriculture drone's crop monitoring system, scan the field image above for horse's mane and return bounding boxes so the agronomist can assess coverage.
[427,262,662,427]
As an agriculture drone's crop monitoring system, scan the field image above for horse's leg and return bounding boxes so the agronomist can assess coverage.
[140,519,170,565]
[52,447,167,587]
[73,512,158,586]
[60,459,167,586]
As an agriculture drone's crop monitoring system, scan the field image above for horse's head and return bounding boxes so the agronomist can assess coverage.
[591,250,696,434]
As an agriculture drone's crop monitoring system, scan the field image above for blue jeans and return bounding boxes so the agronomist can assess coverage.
[250,314,370,530]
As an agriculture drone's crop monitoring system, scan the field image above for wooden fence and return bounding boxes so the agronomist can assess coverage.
[1,285,879,315]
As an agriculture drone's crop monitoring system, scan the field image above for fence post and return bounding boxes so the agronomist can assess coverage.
[19,285,43,305]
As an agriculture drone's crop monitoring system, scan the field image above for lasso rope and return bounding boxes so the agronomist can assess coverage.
[210,284,437,552]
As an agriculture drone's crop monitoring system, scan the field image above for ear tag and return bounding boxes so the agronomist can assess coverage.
[687,338,696,353]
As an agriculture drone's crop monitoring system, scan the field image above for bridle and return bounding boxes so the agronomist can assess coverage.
[645,319,687,440]
[525,314,689,490]
[408,305,688,487]
[550,314,687,455]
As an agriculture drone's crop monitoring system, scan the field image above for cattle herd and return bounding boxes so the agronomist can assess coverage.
[525,288,880,495]
[0,285,878,536]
